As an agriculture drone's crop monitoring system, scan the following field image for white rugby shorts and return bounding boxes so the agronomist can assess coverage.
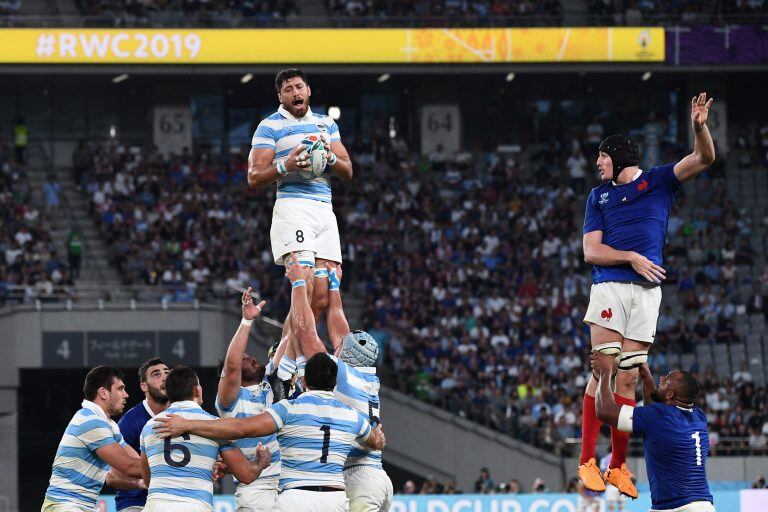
[277,489,348,512]
[344,466,393,512]
[270,198,342,266]
[584,281,662,343]
[41,500,97,512]
[143,498,211,512]
[235,485,278,512]
[118,507,145,512]
[651,501,715,512]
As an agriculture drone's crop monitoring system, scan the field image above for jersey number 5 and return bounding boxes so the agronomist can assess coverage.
[164,434,192,468]
[691,431,702,466]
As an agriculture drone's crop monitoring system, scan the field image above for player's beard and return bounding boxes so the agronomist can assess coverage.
[650,389,665,402]
[244,364,266,384]
[147,383,168,405]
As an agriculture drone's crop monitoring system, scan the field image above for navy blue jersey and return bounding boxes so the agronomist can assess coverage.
[632,403,713,510]
[583,164,681,284]
[115,400,153,511]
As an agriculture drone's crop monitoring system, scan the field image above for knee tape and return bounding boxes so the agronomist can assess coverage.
[619,351,648,370]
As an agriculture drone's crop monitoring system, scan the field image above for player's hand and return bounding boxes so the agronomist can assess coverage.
[241,287,266,321]
[283,144,310,173]
[285,252,308,284]
[213,455,229,482]
[589,352,617,378]
[629,252,666,283]
[153,413,189,438]
[326,262,342,290]
[255,442,271,470]
[639,362,654,383]
[691,92,714,131]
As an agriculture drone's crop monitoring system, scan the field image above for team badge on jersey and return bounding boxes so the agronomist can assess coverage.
[599,192,609,204]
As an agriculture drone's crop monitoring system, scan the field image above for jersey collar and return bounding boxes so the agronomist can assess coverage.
[169,400,199,410]
[611,168,643,186]
[142,398,156,417]
[278,104,313,121]
[81,399,110,420]
[304,390,335,399]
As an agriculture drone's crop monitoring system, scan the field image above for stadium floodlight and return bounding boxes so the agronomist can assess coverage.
[328,106,341,120]
[112,73,129,84]
[240,73,253,84]
[506,72,516,82]
[377,73,391,83]
[642,71,652,81]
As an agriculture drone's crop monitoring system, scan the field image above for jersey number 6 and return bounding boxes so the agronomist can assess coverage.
[164,434,192,468]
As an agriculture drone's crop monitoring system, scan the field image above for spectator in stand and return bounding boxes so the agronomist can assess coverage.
[42,173,62,220]
[475,467,495,494]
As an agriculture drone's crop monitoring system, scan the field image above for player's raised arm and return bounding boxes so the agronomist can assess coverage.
[154,410,278,440]
[673,92,716,183]
[639,363,657,405]
[590,352,622,429]
[218,288,266,409]
[325,264,350,355]
[286,253,327,357]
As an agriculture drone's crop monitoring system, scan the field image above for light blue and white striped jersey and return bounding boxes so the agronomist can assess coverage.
[140,401,235,510]
[266,390,371,490]
[44,400,127,510]
[330,355,383,469]
[215,381,280,489]
[251,105,341,203]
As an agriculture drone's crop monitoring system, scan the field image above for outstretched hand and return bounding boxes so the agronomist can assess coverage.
[691,92,714,132]
[589,351,617,378]
[241,287,266,321]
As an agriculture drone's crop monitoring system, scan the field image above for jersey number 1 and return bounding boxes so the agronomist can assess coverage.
[691,431,702,466]
[319,425,331,463]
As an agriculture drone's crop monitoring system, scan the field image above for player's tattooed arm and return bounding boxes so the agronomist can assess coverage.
[674,92,716,183]
[639,363,657,405]
[247,145,305,188]
[590,352,622,428]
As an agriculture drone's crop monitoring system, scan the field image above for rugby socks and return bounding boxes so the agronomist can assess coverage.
[609,394,636,468]
[580,394,601,465]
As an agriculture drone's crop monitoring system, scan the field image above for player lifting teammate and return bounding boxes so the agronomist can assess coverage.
[591,354,715,512]
[248,68,354,321]
[578,93,715,498]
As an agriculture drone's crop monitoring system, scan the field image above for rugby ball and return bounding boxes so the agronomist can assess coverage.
[298,135,327,180]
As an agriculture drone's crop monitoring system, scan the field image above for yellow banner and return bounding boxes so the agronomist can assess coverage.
[0,27,664,64]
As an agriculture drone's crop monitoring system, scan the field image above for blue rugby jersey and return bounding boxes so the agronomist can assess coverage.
[251,105,341,204]
[266,390,371,490]
[628,402,713,510]
[44,400,127,510]
[115,399,154,510]
[330,355,383,469]
[140,401,235,510]
[215,381,280,489]
[583,164,681,284]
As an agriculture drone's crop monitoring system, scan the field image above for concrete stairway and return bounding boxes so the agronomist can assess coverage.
[27,167,122,288]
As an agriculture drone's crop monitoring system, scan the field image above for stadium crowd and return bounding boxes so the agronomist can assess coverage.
[0,141,75,305]
[65,125,768,456]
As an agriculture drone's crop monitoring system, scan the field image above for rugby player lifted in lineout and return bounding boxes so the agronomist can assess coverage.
[578,93,715,498]
[247,68,353,322]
